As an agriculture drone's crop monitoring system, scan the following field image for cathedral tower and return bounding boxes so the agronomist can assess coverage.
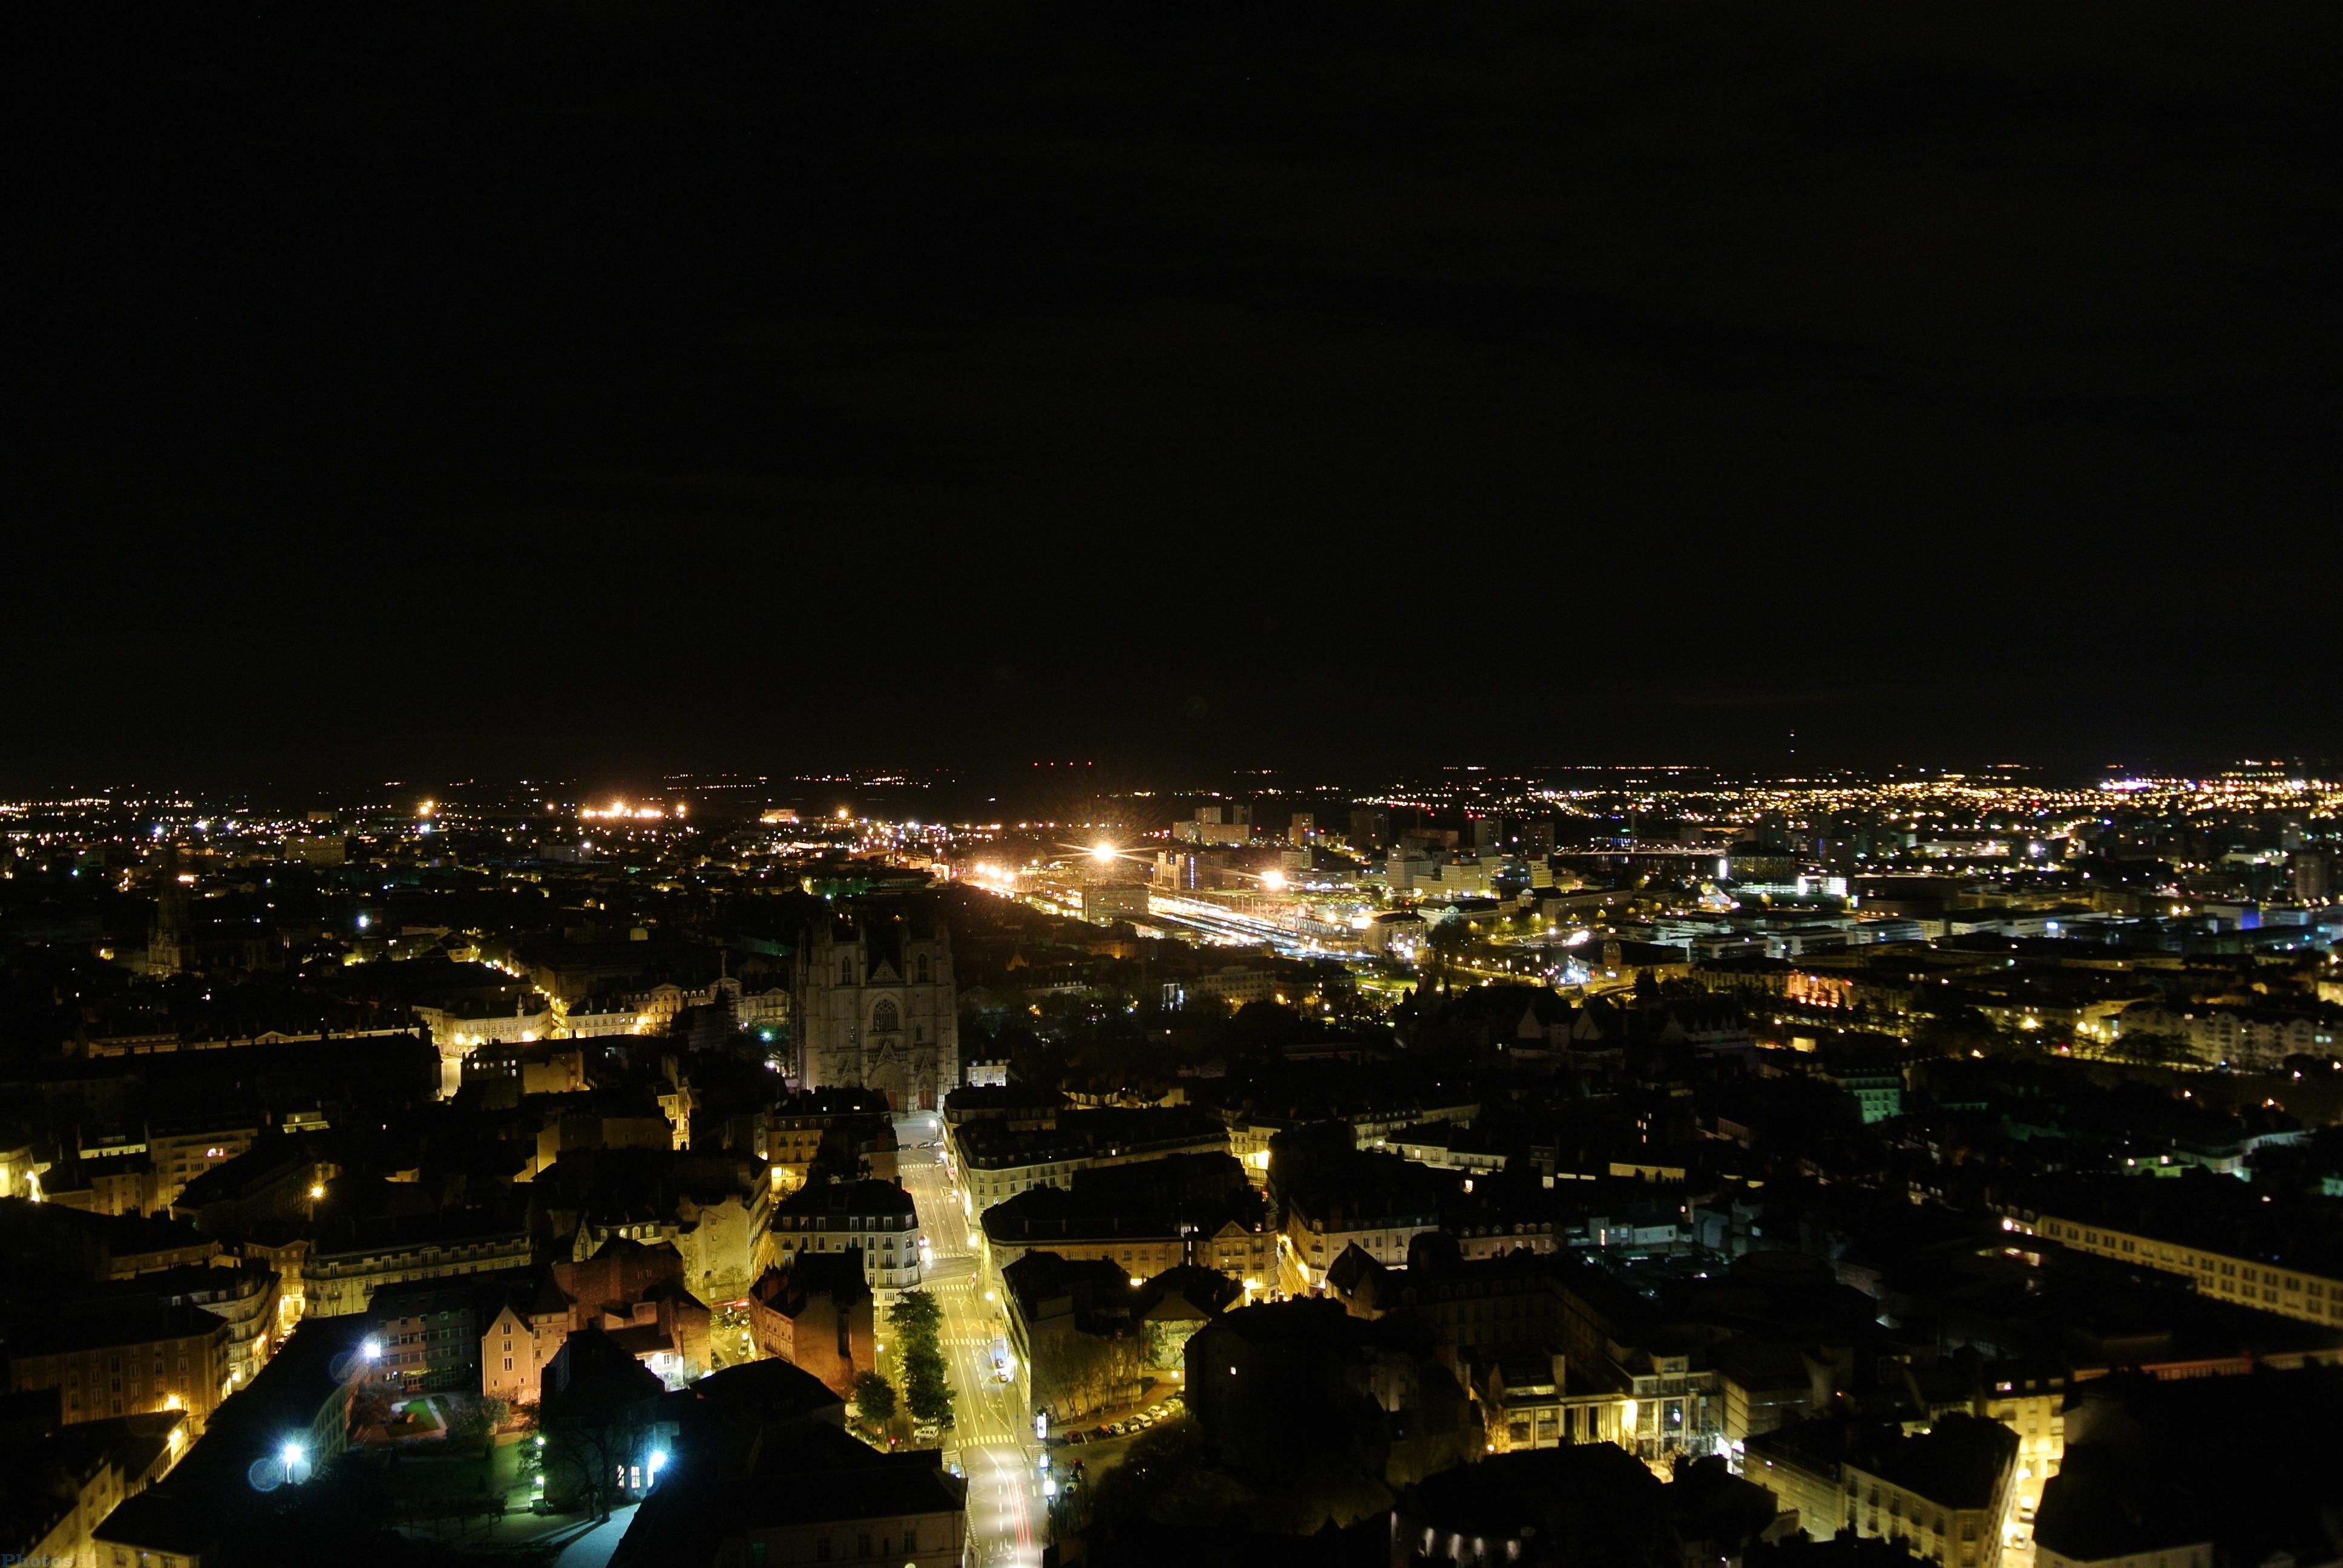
[793,900,958,1111]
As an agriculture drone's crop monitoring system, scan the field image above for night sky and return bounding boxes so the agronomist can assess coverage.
[16,2,2339,790]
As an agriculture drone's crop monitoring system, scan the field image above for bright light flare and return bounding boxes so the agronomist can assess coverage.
[1090,842,1117,864]
[581,802,666,820]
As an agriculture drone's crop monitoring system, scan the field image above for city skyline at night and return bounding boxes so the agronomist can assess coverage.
[10,2,2339,1564]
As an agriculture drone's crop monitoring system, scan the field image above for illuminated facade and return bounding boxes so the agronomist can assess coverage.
[772,1178,923,1290]
[146,1117,258,1210]
[2005,1210,2343,1328]
[304,1218,534,1317]
[793,907,957,1112]
[6,1304,232,1429]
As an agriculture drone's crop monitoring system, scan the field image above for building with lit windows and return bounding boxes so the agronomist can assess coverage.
[94,1316,371,1568]
[536,1146,775,1305]
[949,1106,1231,1212]
[1,1400,185,1568]
[761,1088,895,1195]
[1751,1414,2017,1567]
[303,1208,534,1317]
[5,1302,232,1430]
[369,1277,494,1393]
[772,1178,922,1290]
[481,1271,574,1408]
[146,1116,259,1210]
[1998,1180,2343,1330]
[117,1261,283,1394]
[978,1155,1273,1288]
[1280,1152,1451,1291]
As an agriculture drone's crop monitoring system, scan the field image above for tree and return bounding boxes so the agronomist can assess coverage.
[851,1370,897,1425]
[905,1344,952,1425]
[887,1289,943,1339]
[2113,1030,2192,1066]
[445,1395,496,1446]
[890,1290,952,1427]
[1425,917,1473,990]
[1913,1006,1998,1059]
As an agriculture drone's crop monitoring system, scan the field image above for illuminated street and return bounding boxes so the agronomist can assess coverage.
[900,1115,1044,1568]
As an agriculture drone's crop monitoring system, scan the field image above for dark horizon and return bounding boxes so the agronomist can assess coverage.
[16,3,2339,790]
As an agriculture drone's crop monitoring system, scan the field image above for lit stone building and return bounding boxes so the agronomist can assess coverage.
[772,1178,923,1290]
[2109,999,2336,1070]
[415,996,553,1096]
[5,1408,186,1568]
[1844,1415,2016,1568]
[480,1273,573,1408]
[747,1249,877,1396]
[762,1088,897,1195]
[948,1108,1230,1214]
[146,1115,260,1210]
[1752,1414,2017,1568]
[541,1148,775,1306]
[1998,1187,2343,1330]
[793,905,958,1111]
[136,1261,283,1393]
[304,1210,535,1317]
[5,1303,234,1429]
[0,1127,46,1200]
[1282,1158,1450,1292]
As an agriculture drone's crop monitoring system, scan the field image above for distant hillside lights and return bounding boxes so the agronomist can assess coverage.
[580,800,680,821]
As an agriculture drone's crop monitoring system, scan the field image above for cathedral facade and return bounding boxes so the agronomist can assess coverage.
[792,903,958,1111]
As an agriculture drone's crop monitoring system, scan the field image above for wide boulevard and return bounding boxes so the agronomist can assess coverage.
[899,1113,1044,1568]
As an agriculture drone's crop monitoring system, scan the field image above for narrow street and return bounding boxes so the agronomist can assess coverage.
[899,1114,1044,1568]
